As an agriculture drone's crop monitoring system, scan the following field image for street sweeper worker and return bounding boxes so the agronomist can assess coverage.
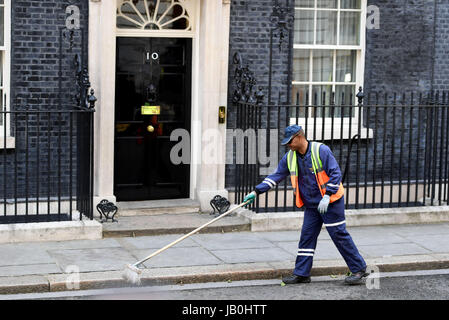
[243,124,368,285]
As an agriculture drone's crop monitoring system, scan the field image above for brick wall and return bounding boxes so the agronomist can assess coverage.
[226,0,294,189]
[225,0,449,194]
[434,0,449,91]
[364,0,435,93]
[0,0,89,199]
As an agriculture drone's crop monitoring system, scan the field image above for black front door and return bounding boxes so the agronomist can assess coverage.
[114,37,191,201]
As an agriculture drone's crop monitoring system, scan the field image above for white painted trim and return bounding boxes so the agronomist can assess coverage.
[189,0,200,199]
[294,44,361,50]
[116,0,195,33]
[92,0,200,202]
[89,0,117,206]
[291,0,368,140]
[0,135,14,148]
[116,30,195,38]
[0,0,11,138]
[91,0,230,207]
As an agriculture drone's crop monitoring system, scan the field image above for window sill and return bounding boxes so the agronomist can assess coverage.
[289,118,373,141]
[0,136,15,149]
[305,127,373,141]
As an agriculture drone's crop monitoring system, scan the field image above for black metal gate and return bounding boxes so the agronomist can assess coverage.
[232,90,449,213]
[229,0,449,212]
[0,26,96,224]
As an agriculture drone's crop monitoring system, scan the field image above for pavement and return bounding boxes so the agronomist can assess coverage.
[1,212,449,295]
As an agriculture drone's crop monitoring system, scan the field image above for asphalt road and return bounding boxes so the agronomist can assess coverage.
[3,269,449,301]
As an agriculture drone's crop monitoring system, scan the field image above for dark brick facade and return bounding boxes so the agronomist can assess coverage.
[2,0,448,201]
[226,0,293,189]
[364,0,435,93]
[11,0,88,109]
[434,0,449,91]
[0,0,89,199]
[225,0,449,190]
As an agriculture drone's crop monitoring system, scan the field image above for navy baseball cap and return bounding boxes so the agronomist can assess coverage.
[281,125,303,145]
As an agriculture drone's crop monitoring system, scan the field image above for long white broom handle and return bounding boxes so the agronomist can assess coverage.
[133,201,250,267]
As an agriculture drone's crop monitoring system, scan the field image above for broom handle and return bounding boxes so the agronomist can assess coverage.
[134,201,250,266]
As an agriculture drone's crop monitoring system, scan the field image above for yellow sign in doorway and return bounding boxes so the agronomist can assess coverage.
[141,105,160,115]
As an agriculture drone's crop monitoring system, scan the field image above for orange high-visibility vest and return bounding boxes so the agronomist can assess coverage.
[287,142,344,208]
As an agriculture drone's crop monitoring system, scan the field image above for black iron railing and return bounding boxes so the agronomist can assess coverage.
[0,107,95,223]
[232,88,449,212]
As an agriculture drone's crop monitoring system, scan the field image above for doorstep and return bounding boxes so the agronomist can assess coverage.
[101,212,251,238]
[115,199,201,217]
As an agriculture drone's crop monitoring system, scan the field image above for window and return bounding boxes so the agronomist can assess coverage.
[292,0,368,135]
[0,0,11,146]
[116,0,195,37]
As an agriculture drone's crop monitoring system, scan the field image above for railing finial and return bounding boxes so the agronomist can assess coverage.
[356,86,364,105]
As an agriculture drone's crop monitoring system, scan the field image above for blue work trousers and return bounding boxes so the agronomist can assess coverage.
[294,197,366,277]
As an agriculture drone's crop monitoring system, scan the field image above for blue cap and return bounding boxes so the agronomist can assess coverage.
[281,125,302,145]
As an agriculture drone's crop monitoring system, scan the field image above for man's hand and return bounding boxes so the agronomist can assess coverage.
[318,194,330,214]
[243,191,257,205]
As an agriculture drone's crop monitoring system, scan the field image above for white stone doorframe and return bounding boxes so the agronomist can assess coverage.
[88,0,231,213]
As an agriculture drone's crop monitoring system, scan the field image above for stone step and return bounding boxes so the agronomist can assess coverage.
[101,212,250,238]
[115,199,200,217]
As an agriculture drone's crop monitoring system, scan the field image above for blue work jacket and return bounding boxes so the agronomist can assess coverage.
[255,141,343,208]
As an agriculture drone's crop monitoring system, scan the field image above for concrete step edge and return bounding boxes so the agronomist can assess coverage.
[102,223,251,238]
[236,205,449,231]
[116,207,200,217]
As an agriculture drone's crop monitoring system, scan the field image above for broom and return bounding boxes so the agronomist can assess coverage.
[122,200,250,285]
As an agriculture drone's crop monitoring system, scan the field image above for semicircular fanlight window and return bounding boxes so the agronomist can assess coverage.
[117,0,191,31]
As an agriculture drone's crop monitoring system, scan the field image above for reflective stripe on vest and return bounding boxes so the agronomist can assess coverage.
[287,149,303,208]
[287,142,344,208]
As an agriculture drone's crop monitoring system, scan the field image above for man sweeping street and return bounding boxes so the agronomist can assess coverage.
[243,125,368,285]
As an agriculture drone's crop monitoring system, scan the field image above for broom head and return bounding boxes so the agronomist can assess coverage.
[122,264,142,285]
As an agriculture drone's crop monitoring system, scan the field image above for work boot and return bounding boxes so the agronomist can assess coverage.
[282,274,311,284]
[344,270,369,285]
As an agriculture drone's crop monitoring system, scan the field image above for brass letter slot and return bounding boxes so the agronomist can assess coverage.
[218,106,226,124]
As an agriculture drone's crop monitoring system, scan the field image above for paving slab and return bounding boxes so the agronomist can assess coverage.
[349,232,410,246]
[23,238,123,251]
[252,231,301,242]
[47,248,137,273]
[386,223,449,236]
[358,243,432,258]
[210,247,293,264]
[346,225,403,236]
[102,213,250,237]
[315,240,346,260]
[190,232,275,250]
[403,234,449,253]
[0,264,62,277]
[0,245,56,266]
[135,247,223,268]
[120,235,198,250]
